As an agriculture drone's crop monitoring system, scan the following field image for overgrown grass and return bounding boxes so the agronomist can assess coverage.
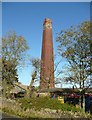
[17,96,82,112]
[1,97,92,119]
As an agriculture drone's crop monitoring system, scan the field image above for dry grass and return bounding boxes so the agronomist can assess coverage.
[1,97,92,119]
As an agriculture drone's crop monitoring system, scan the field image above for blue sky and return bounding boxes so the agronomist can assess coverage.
[2,2,90,87]
[2,0,92,2]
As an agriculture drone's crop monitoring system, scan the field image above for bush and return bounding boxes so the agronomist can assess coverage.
[2,97,92,119]
[17,97,82,112]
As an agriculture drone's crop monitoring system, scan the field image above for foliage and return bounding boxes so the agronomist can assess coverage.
[30,58,41,84]
[31,58,41,72]
[17,97,82,112]
[26,58,41,97]
[2,32,29,67]
[2,98,92,119]
[56,21,92,89]
[2,32,29,97]
[30,57,63,88]
[2,58,18,84]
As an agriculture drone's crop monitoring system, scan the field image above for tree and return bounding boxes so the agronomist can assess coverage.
[2,32,29,97]
[2,58,18,84]
[30,57,62,89]
[25,58,41,98]
[2,32,29,67]
[56,21,92,108]
[30,58,41,86]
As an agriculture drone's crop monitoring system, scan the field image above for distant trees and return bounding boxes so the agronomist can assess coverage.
[2,32,29,97]
[56,21,92,108]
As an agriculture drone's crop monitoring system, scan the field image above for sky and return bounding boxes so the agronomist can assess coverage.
[2,2,90,87]
[2,0,92,2]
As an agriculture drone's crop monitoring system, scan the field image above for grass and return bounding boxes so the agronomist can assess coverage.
[17,96,82,112]
[1,97,92,119]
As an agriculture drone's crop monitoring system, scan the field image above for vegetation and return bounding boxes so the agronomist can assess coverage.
[56,21,92,108]
[2,32,29,97]
[2,32,29,67]
[2,97,92,119]
[29,57,42,89]
[30,57,63,88]
[1,21,92,118]
[25,58,41,97]
[56,21,91,88]
[30,58,41,87]
[17,97,82,112]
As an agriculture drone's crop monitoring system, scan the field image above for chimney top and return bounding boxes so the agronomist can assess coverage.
[43,18,52,25]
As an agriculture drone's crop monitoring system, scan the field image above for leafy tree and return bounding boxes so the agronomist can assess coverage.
[2,32,29,97]
[2,32,29,67]
[56,21,91,88]
[56,21,92,108]
[2,58,18,84]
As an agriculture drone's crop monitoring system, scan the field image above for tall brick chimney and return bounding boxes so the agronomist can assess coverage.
[40,18,54,89]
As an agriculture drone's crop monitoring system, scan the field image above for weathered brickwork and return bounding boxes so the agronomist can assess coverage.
[40,18,54,89]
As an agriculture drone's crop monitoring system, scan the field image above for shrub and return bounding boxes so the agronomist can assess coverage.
[1,97,92,119]
[17,97,82,112]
